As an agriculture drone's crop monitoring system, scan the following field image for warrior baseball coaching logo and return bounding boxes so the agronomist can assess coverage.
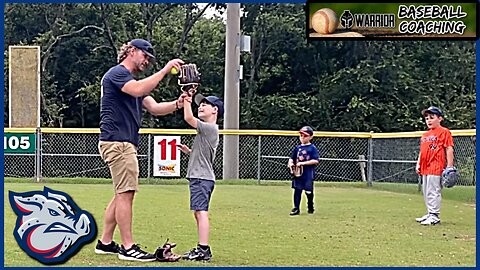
[9,187,97,264]
[340,9,396,29]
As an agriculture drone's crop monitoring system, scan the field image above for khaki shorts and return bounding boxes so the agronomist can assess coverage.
[99,141,139,194]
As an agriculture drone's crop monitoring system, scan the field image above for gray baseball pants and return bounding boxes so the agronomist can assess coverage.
[422,175,442,215]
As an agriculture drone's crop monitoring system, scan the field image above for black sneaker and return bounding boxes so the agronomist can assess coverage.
[94,240,119,255]
[183,246,212,261]
[290,208,300,216]
[307,208,315,214]
[118,244,156,262]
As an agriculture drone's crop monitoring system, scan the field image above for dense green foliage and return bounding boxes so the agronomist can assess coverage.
[4,3,476,132]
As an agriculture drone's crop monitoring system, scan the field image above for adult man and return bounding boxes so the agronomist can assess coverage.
[94,38,185,262]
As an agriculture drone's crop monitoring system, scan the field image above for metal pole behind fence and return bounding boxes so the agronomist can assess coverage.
[35,127,42,182]
[367,132,373,187]
[222,3,241,180]
[257,136,261,184]
[147,134,151,179]
[417,175,422,192]
[358,155,367,182]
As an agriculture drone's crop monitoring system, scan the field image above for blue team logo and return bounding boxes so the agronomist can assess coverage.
[9,187,97,265]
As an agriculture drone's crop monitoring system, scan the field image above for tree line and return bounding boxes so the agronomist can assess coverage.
[4,3,476,132]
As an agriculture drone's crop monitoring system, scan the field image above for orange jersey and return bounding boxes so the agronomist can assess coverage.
[419,126,453,176]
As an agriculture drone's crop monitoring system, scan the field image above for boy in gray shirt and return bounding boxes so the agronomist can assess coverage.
[177,92,223,262]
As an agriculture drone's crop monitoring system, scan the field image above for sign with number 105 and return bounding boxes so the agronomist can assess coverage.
[153,136,181,177]
[4,133,36,153]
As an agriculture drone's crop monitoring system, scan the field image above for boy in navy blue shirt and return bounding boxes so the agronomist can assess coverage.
[96,39,185,262]
[287,126,320,216]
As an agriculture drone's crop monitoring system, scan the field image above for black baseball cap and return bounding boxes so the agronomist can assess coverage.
[299,126,314,136]
[194,94,224,117]
[130,39,155,60]
[422,106,444,117]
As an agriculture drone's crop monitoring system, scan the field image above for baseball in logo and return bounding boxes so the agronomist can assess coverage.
[311,8,339,34]
[8,187,97,265]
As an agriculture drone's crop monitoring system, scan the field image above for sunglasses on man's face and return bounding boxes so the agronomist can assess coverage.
[142,51,151,60]
[136,49,152,61]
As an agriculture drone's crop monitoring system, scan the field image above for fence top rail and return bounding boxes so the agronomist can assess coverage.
[371,129,476,138]
[3,128,476,138]
[3,128,37,133]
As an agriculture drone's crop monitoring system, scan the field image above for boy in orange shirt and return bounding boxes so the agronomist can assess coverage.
[415,106,455,225]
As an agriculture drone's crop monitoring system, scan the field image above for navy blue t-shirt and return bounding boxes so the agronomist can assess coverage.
[99,65,144,146]
[290,143,320,181]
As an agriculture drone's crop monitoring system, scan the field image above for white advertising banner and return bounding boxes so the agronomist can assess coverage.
[153,136,181,177]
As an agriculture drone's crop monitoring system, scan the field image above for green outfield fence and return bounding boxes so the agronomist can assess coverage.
[3,128,475,188]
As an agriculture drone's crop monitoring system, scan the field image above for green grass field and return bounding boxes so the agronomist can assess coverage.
[3,180,476,266]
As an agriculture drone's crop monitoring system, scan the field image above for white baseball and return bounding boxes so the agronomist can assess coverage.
[311,8,339,34]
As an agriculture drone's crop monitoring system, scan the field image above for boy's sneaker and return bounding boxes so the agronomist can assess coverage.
[290,208,300,216]
[415,213,429,223]
[183,246,212,262]
[94,240,119,255]
[118,244,156,262]
[420,214,441,225]
[307,208,315,214]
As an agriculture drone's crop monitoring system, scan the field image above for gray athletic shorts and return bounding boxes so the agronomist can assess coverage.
[188,178,215,211]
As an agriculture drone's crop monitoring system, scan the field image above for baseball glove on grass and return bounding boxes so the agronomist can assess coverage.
[442,166,458,188]
[155,239,181,262]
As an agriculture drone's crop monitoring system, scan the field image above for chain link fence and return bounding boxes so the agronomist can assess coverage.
[370,135,476,186]
[260,135,370,182]
[4,129,476,188]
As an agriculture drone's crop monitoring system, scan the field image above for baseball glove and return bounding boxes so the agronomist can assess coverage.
[290,165,303,178]
[178,64,201,96]
[442,166,458,188]
[154,239,181,262]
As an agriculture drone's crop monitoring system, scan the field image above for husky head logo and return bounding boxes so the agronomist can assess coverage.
[8,187,97,264]
[340,10,355,29]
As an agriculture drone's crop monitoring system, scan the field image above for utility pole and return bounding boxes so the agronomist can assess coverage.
[223,3,240,180]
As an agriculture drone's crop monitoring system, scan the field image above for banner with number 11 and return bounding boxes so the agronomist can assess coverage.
[153,136,181,177]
